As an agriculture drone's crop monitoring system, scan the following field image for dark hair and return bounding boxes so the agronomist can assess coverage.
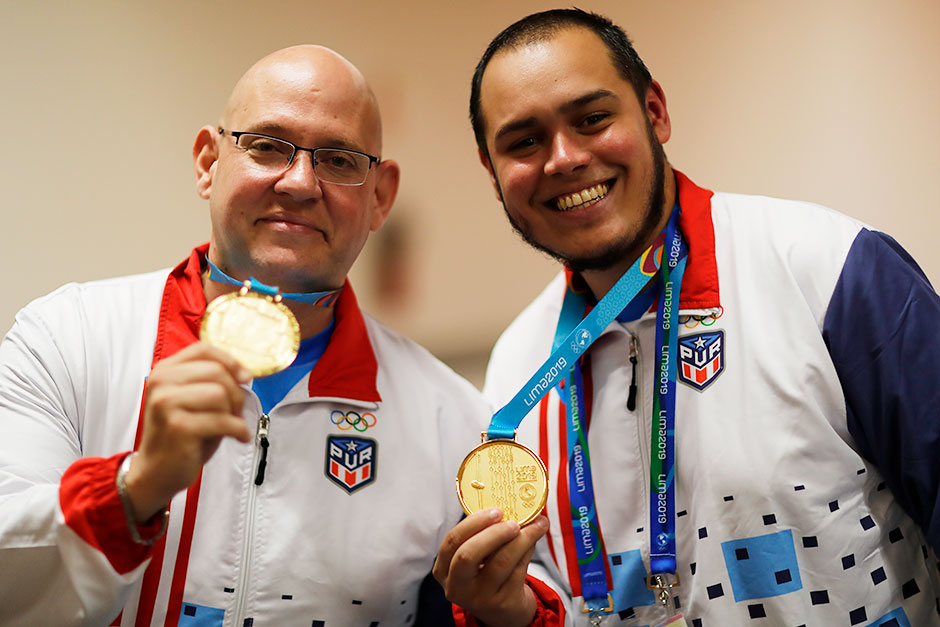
[469,8,652,156]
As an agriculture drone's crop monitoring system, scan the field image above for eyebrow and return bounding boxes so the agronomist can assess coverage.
[242,122,362,151]
[493,89,619,143]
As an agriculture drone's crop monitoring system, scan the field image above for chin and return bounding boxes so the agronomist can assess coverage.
[565,237,645,273]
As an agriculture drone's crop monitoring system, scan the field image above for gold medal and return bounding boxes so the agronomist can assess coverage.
[456,436,548,526]
[200,282,300,377]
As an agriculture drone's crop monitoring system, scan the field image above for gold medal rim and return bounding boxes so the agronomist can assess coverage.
[455,438,548,527]
[200,291,301,377]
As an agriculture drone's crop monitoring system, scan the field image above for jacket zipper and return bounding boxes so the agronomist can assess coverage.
[233,413,269,624]
[627,335,638,411]
[254,413,270,485]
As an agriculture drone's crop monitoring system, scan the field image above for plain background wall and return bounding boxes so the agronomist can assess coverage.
[2,0,938,386]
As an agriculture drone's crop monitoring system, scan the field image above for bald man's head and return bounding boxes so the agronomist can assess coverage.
[193,44,400,295]
[222,45,383,155]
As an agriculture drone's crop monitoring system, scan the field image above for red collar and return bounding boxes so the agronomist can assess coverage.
[563,170,720,310]
[674,170,720,310]
[153,243,381,402]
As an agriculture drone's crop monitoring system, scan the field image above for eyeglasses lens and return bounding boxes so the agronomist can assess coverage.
[314,150,370,185]
[235,133,370,185]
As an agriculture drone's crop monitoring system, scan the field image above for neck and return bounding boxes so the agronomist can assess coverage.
[201,273,336,340]
[581,168,677,299]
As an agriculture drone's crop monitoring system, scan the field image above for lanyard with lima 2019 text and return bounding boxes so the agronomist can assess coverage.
[484,207,682,440]
[552,207,686,619]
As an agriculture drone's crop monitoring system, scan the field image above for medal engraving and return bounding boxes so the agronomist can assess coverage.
[456,439,548,526]
[201,286,300,377]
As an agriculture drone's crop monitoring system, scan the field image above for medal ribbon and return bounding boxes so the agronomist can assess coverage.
[551,208,685,612]
[564,360,610,609]
[649,221,685,581]
[206,259,341,307]
[485,220,669,440]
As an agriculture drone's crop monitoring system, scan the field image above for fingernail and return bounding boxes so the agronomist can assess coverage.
[504,520,521,534]
[535,517,549,530]
[238,368,251,383]
[485,508,502,521]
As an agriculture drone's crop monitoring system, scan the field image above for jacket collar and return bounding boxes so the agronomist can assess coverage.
[674,170,720,310]
[564,170,720,311]
[154,243,381,403]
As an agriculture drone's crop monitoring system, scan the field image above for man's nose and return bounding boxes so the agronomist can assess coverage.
[275,150,323,200]
[544,132,591,176]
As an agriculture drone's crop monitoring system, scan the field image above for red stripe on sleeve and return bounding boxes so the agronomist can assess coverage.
[134,525,168,627]
[163,473,204,626]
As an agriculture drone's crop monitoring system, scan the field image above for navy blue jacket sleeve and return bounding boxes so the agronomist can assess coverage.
[823,228,940,552]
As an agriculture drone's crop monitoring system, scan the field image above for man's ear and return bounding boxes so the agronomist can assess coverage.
[193,125,220,199]
[645,80,671,145]
[478,147,502,202]
[369,159,400,232]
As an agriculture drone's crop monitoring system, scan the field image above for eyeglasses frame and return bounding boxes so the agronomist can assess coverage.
[218,127,381,186]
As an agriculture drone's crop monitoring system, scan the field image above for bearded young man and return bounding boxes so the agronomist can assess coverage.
[434,9,940,627]
[0,45,486,626]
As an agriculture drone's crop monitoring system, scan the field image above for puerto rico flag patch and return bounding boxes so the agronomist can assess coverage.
[326,435,377,493]
[678,330,725,391]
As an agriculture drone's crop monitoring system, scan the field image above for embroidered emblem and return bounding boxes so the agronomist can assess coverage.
[330,410,377,432]
[325,435,377,493]
[678,330,725,390]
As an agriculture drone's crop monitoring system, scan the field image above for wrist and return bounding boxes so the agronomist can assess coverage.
[476,585,538,627]
[116,452,169,545]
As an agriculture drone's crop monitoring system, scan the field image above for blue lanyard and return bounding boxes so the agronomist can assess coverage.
[563,361,610,610]
[206,259,341,307]
[649,222,685,583]
[552,209,686,612]
[485,222,668,440]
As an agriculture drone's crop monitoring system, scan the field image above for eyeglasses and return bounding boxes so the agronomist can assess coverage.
[218,128,380,186]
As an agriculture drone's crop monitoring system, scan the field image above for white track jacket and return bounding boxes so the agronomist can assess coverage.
[478,173,940,626]
[0,244,488,626]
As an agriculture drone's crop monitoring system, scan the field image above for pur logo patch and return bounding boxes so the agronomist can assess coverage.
[678,330,725,391]
[325,435,377,493]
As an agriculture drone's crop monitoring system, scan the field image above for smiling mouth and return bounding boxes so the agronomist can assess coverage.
[553,182,610,211]
[259,215,316,230]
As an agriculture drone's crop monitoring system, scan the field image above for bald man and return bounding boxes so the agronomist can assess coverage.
[0,46,487,626]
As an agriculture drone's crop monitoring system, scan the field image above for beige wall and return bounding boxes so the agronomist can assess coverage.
[2,1,938,386]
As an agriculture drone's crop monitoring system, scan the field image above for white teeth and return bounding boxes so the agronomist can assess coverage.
[555,183,609,211]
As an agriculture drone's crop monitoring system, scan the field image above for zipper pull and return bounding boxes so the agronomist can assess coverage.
[254,413,270,486]
[627,335,638,411]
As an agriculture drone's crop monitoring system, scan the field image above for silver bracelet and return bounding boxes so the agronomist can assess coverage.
[115,452,169,546]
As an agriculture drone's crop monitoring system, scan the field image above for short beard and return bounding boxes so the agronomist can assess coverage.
[497,118,667,274]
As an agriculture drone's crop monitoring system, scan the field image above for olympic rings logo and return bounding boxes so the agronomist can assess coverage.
[680,306,724,329]
[331,410,377,432]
